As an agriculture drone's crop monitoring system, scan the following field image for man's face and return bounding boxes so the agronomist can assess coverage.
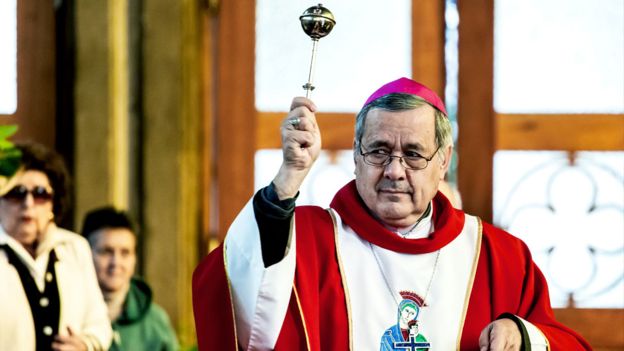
[90,228,137,293]
[354,106,451,228]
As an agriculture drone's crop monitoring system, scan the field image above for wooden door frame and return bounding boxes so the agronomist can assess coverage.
[215,0,256,242]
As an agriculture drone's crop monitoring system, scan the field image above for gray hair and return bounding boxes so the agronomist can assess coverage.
[354,93,453,155]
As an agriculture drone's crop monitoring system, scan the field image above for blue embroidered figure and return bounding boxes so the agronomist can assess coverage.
[380,291,431,351]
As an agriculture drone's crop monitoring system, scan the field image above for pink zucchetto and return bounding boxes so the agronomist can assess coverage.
[362,77,448,116]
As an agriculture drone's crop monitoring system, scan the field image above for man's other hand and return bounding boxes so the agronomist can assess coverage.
[479,318,522,351]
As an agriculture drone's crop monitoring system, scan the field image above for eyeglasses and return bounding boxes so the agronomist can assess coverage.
[359,145,441,170]
[1,185,54,204]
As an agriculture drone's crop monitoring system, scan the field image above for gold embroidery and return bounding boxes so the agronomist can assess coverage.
[223,244,239,350]
[293,285,312,350]
[455,217,483,349]
[328,208,354,351]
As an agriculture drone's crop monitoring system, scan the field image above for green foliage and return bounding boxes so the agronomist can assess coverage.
[0,125,21,177]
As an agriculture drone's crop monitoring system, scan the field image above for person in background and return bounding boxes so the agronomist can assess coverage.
[0,142,111,351]
[81,206,179,351]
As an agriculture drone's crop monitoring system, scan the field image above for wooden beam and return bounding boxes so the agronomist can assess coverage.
[411,0,446,97]
[74,0,113,225]
[142,0,202,347]
[217,0,256,241]
[200,10,216,255]
[496,113,624,151]
[457,0,495,221]
[256,112,355,150]
[108,0,130,209]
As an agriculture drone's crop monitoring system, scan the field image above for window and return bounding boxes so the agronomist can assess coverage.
[0,0,17,115]
[492,0,624,307]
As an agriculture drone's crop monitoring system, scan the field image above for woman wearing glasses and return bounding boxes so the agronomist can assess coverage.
[0,142,112,351]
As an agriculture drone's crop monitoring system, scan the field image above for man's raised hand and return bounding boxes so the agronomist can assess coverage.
[272,97,322,200]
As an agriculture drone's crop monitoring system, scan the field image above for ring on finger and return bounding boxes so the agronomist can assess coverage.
[288,117,301,128]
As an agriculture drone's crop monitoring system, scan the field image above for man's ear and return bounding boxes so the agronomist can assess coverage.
[353,140,362,176]
[439,145,453,180]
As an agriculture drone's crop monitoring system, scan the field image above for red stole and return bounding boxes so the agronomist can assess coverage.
[192,181,590,350]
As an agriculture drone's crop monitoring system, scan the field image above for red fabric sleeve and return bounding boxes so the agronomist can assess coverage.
[461,222,591,350]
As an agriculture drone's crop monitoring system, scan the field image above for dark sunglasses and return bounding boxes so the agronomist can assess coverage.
[2,185,54,204]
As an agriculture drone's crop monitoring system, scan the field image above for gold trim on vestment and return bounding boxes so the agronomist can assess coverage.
[292,285,312,350]
[455,217,483,349]
[292,213,312,350]
[539,322,551,350]
[222,244,239,350]
[327,208,354,351]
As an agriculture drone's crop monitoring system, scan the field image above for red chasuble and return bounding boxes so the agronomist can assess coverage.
[192,181,590,350]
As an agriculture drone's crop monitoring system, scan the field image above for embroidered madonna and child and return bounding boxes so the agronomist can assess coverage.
[381,291,431,350]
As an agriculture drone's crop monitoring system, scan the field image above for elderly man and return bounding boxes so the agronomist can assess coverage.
[193,78,590,350]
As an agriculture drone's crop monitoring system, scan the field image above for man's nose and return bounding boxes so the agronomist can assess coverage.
[383,156,406,179]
